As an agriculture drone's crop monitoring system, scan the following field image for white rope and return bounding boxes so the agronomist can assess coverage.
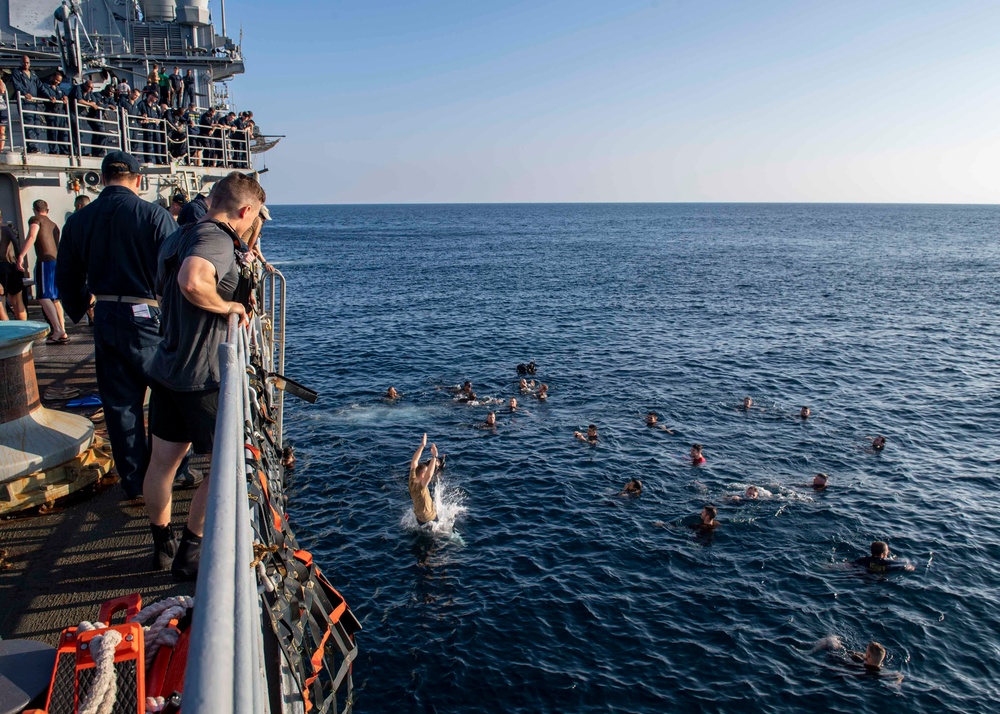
[134,596,195,668]
[77,628,123,714]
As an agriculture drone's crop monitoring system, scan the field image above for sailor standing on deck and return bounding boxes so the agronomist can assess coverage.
[55,151,178,499]
[11,55,42,153]
[143,171,264,579]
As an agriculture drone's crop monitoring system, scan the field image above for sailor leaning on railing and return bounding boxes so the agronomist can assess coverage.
[54,152,268,583]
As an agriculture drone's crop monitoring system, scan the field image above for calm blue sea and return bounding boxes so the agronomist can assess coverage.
[263,204,1000,713]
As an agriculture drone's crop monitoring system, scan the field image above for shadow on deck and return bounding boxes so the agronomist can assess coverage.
[0,312,197,644]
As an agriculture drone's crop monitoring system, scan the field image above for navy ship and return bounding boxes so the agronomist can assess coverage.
[0,3,359,712]
[0,0,278,256]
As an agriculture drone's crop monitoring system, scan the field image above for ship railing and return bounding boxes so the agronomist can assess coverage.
[192,126,253,170]
[71,105,125,159]
[262,266,287,446]
[13,96,73,156]
[9,99,255,171]
[183,312,268,714]
[122,114,170,166]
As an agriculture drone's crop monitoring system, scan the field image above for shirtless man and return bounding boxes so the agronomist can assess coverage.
[385,386,399,400]
[727,486,759,503]
[408,433,439,526]
[575,424,598,444]
[0,212,26,320]
[536,383,548,401]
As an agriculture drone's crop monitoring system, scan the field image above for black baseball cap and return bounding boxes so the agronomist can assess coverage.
[101,151,141,174]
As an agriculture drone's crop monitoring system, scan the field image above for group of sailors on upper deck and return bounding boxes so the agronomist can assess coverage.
[0,55,259,167]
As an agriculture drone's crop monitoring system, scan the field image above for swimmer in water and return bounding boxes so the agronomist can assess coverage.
[385,386,399,400]
[854,541,915,573]
[646,412,675,433]
[536,383,548,401]
[812,473,828,491]
[690,443,706,465]
[519,378,530,393]
[483,411,497,429]
[621,479,642,497]
[408,433,440,526]
[742,396,753,410]
[870,435,887,451]
[693,505,718,530]
[575,424,598,444]
[821,638,903,681]
[457,391,477,404]
[726,486,759,503]
[800,406,811,419]
[509,397,518,412]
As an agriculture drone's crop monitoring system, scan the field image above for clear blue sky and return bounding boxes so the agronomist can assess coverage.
[223,0,1000,204]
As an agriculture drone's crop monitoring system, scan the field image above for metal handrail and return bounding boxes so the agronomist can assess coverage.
[183,313,250,712]
[10,94,254,169]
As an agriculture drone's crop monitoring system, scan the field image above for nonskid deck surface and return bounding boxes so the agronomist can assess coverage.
[0,310,199,644]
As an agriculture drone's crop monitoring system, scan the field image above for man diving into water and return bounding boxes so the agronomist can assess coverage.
[409,433,440,526]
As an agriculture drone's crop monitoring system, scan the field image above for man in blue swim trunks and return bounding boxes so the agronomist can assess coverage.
[18,199,68,343]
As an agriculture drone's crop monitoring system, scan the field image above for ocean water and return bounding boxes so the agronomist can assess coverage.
[262,204,1000,713]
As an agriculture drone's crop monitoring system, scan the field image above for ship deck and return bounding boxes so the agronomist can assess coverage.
[0,312,197,644]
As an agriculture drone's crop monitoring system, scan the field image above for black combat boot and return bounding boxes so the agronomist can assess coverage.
[171,527,203,581]
[150,523,177,571]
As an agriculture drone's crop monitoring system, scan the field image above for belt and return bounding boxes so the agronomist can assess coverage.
[94,294,159,307]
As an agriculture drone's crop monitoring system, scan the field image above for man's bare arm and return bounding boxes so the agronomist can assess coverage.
[178,255,247,325]
[419,443,438,487]
[410,433,427,475]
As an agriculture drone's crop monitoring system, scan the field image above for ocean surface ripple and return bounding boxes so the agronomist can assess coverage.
[264,204,1000,713]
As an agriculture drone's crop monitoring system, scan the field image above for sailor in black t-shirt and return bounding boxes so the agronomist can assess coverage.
[853,541,915,573]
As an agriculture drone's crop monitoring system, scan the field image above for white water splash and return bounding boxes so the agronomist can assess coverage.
[401,477,467,543]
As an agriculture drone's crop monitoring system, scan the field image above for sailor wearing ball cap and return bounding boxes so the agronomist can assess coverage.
[56,150,178,500]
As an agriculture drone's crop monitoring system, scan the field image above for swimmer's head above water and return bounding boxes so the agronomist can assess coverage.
[646,412,657,426]
[800,406,811,419]
[509,397,518,411]
[700,505,718,527]
[743,397,752,409]
[386,386,398,399]
[813,473,828,490]
[519,378,528,391]
[864,641,886,669]
[745,486,759,499]
[485,411,496,427]
[622,478,642,496]
[461,381,473,395]
[690,444,705,463]
[872,435,886,451]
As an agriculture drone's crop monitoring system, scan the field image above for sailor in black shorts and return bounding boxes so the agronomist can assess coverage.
[143,171,265,580]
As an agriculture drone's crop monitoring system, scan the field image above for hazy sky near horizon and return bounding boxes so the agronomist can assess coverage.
[227,0,1000,204]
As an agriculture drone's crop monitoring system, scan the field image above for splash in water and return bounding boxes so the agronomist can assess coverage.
[401,476,467,544]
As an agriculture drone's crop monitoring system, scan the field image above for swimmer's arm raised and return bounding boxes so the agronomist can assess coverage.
[418,444,438,488]
[410,433,427,477]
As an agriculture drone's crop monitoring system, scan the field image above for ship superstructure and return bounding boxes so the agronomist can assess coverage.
[0,0,277,263]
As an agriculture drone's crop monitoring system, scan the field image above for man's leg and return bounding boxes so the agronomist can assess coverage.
[39,298,66,339]
[186,474,211,537]
[93,304,153,498]
[8,291,26,320]
[144,435,190,526]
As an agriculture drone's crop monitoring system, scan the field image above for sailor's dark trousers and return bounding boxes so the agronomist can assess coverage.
[92,302,162,499]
